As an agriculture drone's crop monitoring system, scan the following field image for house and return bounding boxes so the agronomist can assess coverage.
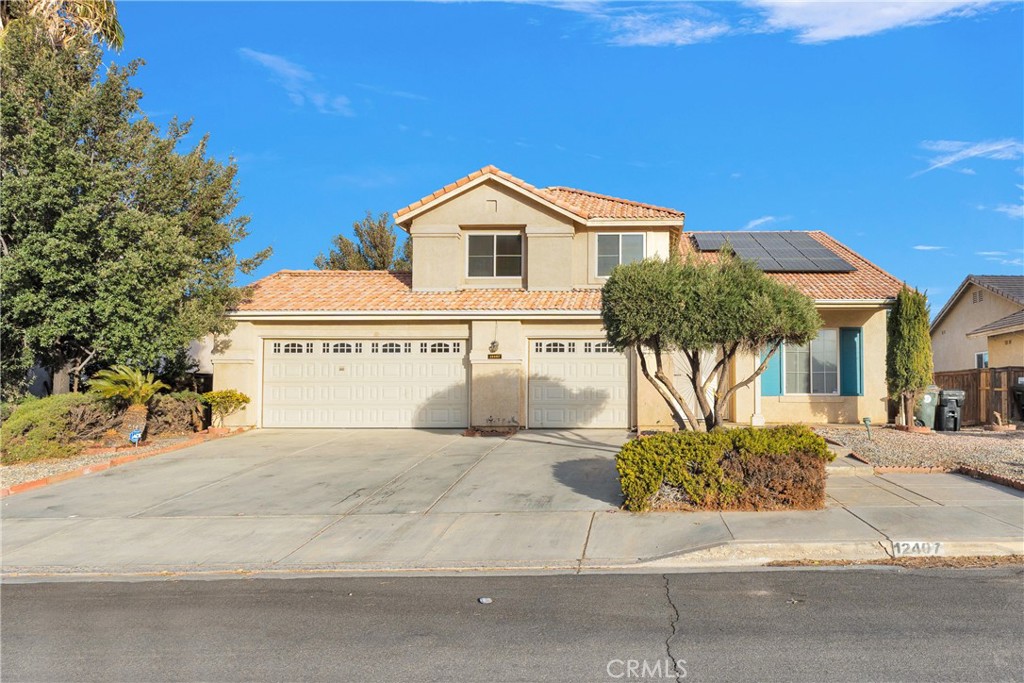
[930,275,1024,372]
[211,165,903,430]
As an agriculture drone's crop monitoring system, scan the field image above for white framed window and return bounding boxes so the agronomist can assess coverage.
[597,233,645,277]
[467,233,523,278]
[784,329,839,395]
[976,351,989,369]
[283,342,306,354]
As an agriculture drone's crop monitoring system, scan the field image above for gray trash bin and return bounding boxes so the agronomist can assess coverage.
[936,389,965,432]
[914,385,940,428]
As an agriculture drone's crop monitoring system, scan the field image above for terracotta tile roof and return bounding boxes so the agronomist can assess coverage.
[540,186,684,220]
[236,271,603,313]
[683,231,904,301]
[393,165,683,222]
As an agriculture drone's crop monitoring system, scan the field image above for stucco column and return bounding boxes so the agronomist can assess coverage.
[750,354,766,427]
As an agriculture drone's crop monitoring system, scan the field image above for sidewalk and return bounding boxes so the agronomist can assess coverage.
[2,434,1021,580]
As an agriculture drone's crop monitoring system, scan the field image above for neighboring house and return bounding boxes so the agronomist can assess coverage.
[931,275,1024,372]
[212,165,902,430]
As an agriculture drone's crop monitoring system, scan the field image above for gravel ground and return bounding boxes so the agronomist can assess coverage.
[815,424,1024,483]
[1,434,196,490]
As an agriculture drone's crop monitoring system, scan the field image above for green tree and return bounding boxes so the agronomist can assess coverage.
[0,18,269,393]
[315,210,412,271]
[1,0,124,50]
[601,255,821,431]
[885,285,933,426]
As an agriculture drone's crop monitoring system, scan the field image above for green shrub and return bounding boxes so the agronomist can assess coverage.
[0,394,101,464]
[202,389,250,427]
[616,425,833,512]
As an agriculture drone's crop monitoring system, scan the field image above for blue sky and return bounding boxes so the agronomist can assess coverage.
[113,1,1023,307]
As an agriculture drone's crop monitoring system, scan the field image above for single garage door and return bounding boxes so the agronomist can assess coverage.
[263,339,468,428]
[528,339,629,428]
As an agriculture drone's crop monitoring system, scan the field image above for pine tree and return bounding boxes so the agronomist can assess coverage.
[314,211,411,271]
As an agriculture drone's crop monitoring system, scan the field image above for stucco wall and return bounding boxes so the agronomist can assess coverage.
[932,284,1020,371]
[988,330,1024,367]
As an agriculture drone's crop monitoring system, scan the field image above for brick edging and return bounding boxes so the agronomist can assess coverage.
[0,429,249,498]
[955,466,1024,492]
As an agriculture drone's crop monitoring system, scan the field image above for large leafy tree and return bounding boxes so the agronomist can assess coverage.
[1,18,268,394]
[601,254,821,431]
[315,210,411,271]
[885,285,933,426]
[1,0,124,50]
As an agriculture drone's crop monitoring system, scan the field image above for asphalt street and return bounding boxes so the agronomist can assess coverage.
[2,568,1022,682]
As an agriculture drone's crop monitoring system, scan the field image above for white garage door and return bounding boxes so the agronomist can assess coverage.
[262,339,468,428]
[528,339,629,428]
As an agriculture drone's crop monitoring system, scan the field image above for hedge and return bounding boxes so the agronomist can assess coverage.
[0,394,112,464]
[616,425,834,512]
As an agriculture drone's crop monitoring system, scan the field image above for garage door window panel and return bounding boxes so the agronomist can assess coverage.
[468,234,522,278]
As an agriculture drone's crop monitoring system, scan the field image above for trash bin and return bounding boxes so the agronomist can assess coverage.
[914,385,941,428]
[935,389,966,432]
[1011,383,1024,422]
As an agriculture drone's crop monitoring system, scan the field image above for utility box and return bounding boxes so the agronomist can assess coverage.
[935,389,966,432]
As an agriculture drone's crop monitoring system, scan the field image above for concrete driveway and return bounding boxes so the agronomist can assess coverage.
[2,429,631,572]
[4,429,1021,576]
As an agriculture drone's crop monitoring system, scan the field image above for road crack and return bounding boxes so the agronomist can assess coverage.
[663,573,685,682]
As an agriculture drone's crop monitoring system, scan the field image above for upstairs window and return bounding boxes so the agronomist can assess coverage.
[468,234,522,278]
[597,234,645,277]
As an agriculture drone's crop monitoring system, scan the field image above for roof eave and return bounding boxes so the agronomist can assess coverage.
[228,309,602,321]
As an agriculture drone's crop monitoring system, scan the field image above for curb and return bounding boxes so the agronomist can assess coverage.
[0,429,249,498]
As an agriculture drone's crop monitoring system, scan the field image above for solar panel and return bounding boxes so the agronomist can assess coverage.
[691,232,855,273]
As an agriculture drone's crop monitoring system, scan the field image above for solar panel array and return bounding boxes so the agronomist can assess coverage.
[692,232,855,273]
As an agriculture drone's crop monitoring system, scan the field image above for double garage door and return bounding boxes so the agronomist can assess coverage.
[262,337,630,429]
[263,339,469,428]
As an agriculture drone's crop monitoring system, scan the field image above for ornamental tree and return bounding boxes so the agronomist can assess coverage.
[314,211,412,271]
[0,18,269,394]
[885,285,933,426]
[601,254,821,431]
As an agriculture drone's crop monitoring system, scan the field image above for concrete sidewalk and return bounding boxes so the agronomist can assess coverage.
[2,431,1022,579]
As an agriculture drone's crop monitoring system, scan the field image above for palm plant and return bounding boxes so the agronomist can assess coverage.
[1,0,124,50]
[89,365,168,441]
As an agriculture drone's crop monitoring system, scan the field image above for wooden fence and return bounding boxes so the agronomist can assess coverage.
[932,366,1024,426]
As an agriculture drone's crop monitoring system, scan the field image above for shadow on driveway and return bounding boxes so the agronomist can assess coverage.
[551,457,624,508]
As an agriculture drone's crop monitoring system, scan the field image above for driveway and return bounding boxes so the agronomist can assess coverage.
[2,429,631,572]
[3,429,1021,575]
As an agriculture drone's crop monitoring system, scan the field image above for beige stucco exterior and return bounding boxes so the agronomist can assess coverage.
[986,330,1024,367]
[405,179,673,292]
[932,283,1021,371]
[213,169,897,430]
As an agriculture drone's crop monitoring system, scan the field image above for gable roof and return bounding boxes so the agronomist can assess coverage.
[235,231,900,315]
[967,308,1024,338]
[930,274,1024,331]
[393,165,684,225]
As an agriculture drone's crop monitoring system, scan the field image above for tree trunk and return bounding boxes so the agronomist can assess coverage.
[635,344,704,432]
[50,364,71,394]
[120,404,149,442]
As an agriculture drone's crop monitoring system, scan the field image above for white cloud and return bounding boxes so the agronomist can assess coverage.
[741,215,778,231]
[749,1,999,43]
[976,251,1008,256]
[913,245,945,251]
[355,83,427,101]
[607,14,730,46]
[239,48,354,116]
[913,138,1023,177]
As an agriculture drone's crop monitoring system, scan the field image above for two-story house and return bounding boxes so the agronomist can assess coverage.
[212,165,903,430]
